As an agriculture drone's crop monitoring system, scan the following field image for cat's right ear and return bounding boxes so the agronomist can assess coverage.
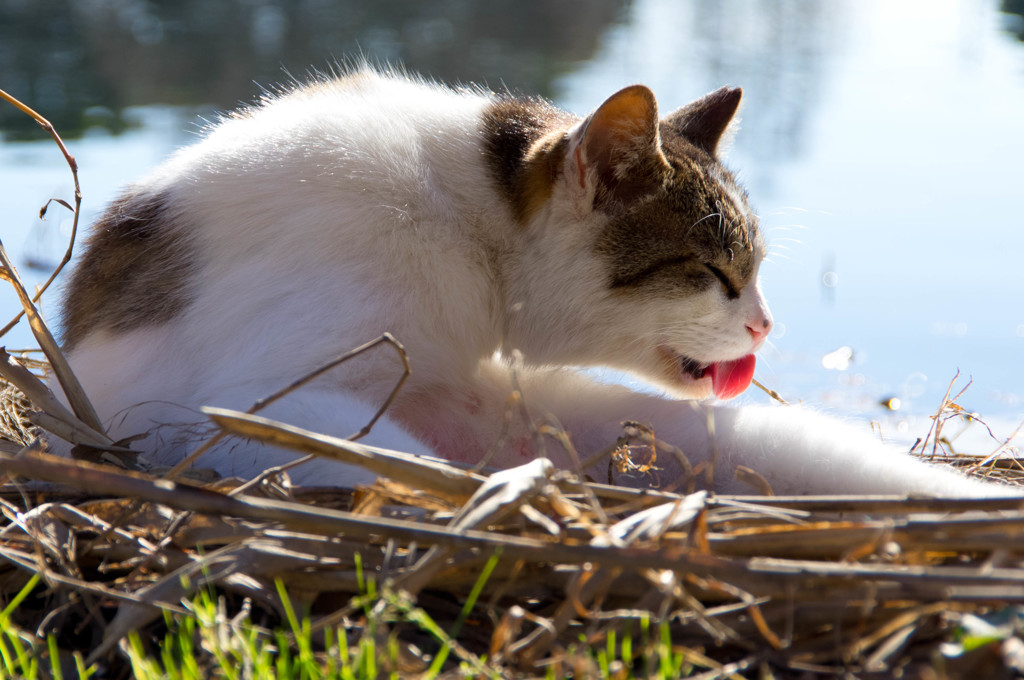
[568,85,669,210]
[663,87,743,157]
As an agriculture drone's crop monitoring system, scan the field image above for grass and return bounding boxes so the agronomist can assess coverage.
[1,393,1023,679]
[0,538,786,680]
[0,575,93,680]
[0,565,710,680]
[123,584,368,680]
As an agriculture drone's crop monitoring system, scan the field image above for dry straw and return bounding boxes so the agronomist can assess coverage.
[1,87,1024,678]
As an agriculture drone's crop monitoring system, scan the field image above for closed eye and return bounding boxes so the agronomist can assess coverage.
[706,265,739,299]
[610,256,691,288]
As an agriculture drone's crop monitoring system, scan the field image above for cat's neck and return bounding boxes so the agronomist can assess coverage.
[386,97,585,384]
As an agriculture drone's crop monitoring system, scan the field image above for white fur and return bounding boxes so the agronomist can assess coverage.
[58,71,1014,497]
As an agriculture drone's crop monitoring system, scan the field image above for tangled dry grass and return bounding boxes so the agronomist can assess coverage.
[1,389,1024,679]
[2,86,1024,679]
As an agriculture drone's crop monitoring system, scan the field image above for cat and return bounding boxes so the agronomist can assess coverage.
[52,67,1013,497]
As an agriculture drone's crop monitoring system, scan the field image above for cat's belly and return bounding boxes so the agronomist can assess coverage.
[55,327,434,483]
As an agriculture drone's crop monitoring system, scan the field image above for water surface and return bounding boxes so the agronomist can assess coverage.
[2,0,1022,453]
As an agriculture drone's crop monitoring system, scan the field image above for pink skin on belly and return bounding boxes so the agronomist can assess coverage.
[393,388,534,466]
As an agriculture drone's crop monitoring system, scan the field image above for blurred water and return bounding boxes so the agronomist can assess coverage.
[1,0,1022,452]
[553,0,1024,450]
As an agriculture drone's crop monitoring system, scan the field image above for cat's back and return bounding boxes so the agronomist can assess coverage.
[52,70,517,467]
[150,69,493,205]
[61,70,498,351]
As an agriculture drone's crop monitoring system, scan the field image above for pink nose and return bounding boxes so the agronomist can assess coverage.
[746,317,773,344]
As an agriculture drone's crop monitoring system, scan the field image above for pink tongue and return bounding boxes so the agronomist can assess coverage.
[706,354,757,400]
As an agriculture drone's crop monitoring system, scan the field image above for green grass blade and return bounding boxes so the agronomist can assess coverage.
[47,635,61,680]
[426,549,501,678]
[0,574,40,620]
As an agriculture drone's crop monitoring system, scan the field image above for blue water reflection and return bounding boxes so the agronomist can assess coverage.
[558,0,1024,449]
[1,0,1022,451]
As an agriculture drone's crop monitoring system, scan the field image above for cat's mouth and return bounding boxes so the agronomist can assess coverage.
[658,346,757,400]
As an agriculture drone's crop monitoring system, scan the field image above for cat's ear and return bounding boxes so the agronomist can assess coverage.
[569,85,668,208]
[663,87,742,157]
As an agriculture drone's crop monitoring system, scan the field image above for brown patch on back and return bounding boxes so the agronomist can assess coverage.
[482,96,576,224]
[61,190,195,350]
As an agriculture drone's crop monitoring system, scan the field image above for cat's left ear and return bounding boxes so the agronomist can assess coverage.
[569,85,669,208]
[663,87,743,157]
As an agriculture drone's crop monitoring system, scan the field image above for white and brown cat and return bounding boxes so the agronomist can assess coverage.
[53,68,1011,496]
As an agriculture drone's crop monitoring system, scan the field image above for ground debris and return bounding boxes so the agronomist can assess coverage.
[1,432,1023,677]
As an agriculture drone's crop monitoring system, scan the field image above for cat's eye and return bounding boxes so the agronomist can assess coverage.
[706,264,739,299]
[611,256,691,288]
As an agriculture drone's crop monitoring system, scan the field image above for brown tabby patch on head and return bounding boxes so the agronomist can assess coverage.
[593,125,760,300]
[482,96,576,224]
[61,191,195,350]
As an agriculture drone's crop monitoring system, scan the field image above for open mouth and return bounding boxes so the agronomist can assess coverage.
[659,347,757,400]
[677,355,708,381]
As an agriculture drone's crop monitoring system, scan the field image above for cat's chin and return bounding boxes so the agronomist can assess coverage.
[675,377,717,401]
[656,347,715,399]
[656,346,757,401]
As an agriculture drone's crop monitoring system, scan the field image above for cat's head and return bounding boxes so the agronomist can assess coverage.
[494,85,772,400]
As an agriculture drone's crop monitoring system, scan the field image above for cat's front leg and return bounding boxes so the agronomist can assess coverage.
[675,404,1016,497]
[391,362,1012,497]
[495,366,1015,498]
